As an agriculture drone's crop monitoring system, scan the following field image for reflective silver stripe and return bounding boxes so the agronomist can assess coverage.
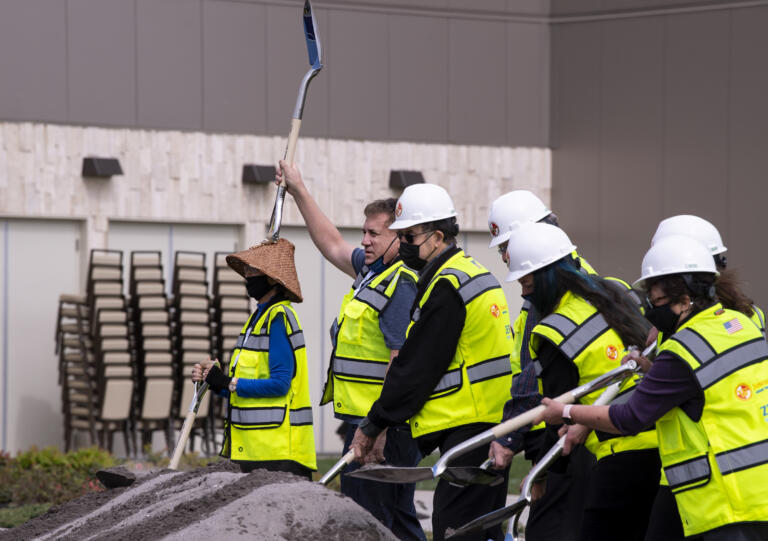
[231,407,285,425]
[753,305,765,331]
[610,387,635,405]
[356,287,389,311]
[330,318,339,342]
[467,356,512,383]
[560,314,609,359]
[412,307,421,323]
[289,408,314,426]
[671,328,716,364]
[441,268,471,285]
[665,456,710,489]
[457,274,500,304]
[533,359,543,376]
[243,334,270,351]
[289,332,305,350]
[696,339,768,389]
[333,358,388,380]
[433,369,461,393]
[235,334,246,349]
[352,271,366,289]
[628,289,642,308]
[716,440,768,476]
[282,308,301,332]
[540,313,578,337]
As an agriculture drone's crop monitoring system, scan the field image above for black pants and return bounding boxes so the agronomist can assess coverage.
[236,459,312,480]
[341,424,427,541]
[525,444,594,541]
[646,485,768,541]
[419,424,510,541]
[580,448,661,541]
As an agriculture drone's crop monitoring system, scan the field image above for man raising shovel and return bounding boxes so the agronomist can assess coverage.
[277,162,426,541]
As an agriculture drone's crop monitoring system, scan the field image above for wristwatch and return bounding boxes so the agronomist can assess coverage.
[562,404,575,425]
[228,377,238,394]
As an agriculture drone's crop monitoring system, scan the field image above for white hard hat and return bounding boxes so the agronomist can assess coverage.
[488,191,551,248]
[651,215,727,255]
[390,183,457,230]
[635,235,718,289]
[505,222,576,282]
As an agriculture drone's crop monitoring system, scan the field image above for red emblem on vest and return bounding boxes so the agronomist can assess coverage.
[735,383,752,401]
[606,345,619,360]
[490,304,500,318]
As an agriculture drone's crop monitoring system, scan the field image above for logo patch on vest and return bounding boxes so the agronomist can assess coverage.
[490,222,500,237]
[395,202,403,217]
[735,383,752,401]
[724,318,743,334]
[606,345,619,361]
[490,304,500,318]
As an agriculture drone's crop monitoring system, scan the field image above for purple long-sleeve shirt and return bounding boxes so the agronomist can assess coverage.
[608,351,704,434]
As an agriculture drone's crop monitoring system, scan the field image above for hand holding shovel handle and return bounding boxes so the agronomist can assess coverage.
[267,0,323,242]
[170,362,219,470]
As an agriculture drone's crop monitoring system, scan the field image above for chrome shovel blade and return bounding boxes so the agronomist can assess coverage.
[346,465,435,484]
[445,498,529,538]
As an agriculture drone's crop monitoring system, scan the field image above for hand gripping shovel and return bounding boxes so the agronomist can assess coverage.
[169,379,212,470]
[266,0,323,242]
[346,361,640,485]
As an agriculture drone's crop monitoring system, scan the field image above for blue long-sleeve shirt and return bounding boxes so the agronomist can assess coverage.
[219,299,294,398]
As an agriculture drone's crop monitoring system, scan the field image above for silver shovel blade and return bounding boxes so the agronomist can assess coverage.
[347,465,435,484]
[445,497,529,538]
[302,0,322,69]
[440,467,503,487]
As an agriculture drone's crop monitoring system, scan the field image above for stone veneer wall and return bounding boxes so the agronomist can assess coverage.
[0,122,551,252]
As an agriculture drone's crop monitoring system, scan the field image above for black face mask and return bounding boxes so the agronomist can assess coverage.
[645,303,679,337]
[398,231,435,271]
[245,275,273,300]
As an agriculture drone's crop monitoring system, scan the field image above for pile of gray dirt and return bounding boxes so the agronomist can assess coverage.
[0,461,397,541]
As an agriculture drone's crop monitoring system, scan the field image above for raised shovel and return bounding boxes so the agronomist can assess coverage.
[266,0,323,242]
[346,361,640,485]
[169,379,212,470]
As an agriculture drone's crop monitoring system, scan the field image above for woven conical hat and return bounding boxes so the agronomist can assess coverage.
[226,238,303,302]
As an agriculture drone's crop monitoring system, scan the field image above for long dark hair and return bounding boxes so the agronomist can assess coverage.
[644,272,717,315]
[715,268,755,317]
[530,256,650,347]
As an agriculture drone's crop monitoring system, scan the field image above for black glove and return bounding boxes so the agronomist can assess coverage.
[205,364,231,393]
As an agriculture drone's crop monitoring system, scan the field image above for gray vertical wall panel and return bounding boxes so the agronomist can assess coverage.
[266,5,329,138]
[0,0,67,123]
[599,17,664,279]
[202,1,267,134]
[67,0,136,126]
[728,7,768,304]
[507,22,548,147]
[448,18,507,145]
[389,15,448,142]
[136,0,203,130]
[550,23,602,267]
[662,12,729,229]
[327,9,390,140]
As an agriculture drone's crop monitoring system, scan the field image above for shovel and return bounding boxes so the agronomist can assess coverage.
[351,457,503,487]
[169,379,212,470]
[347,361,639,485]
[318,449,355,485]
[266,0,323,242]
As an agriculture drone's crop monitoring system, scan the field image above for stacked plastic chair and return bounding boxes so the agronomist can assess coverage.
[128,251,175,454]
[55,293,92,450]
[65,249,134,453]
[171,251,214,454]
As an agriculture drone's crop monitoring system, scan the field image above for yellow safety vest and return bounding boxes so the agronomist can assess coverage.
[408,250,513,438]
[751,304,766,337]
[320,261,417,417]
[531,290,657,460]
[223,301,316,471]
[655,303,768,537]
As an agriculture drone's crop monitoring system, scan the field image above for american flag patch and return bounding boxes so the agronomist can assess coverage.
[724,318,743,334]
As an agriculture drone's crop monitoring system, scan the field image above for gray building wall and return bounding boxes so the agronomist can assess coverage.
[0,0,550,147]
[550,1,768,305]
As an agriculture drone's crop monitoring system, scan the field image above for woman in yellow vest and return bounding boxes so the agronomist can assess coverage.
[536,235,768,541]
[192,239,316,478]
[505,221,658,541]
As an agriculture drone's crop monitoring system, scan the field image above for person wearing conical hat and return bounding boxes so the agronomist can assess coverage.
[191,238,316,478]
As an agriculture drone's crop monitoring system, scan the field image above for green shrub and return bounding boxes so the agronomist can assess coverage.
[0,503,52,528]
[0,446,115,506]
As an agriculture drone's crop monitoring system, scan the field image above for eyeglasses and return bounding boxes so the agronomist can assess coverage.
[496,242,509,256]
[397,229,434,244]
[646,294,669,307]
